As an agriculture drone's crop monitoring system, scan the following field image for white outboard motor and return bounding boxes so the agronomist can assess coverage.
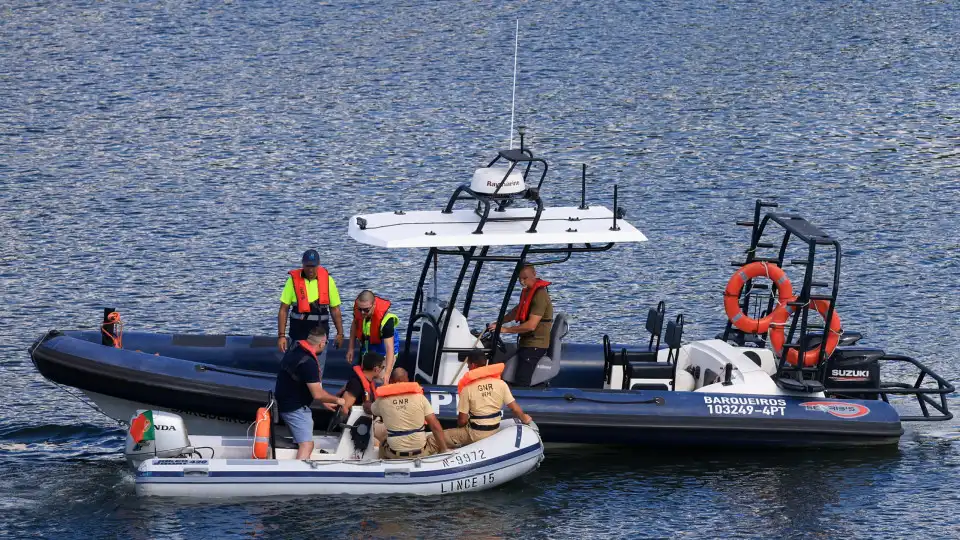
[124,410,192,468]
[470,167,526,195]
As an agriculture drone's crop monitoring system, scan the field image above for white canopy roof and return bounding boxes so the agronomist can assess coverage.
[348,205,647,249]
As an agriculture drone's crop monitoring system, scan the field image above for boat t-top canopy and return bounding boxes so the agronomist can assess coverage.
[349,205,647,248]
[344,134,651,385]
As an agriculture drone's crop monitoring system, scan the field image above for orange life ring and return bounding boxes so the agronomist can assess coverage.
[769,298,841,367]
[724,262,794,334]
[252,407,271,459]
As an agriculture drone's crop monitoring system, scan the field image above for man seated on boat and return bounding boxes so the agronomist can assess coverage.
[274,324,346,460]
[433,351,533,450]
[346,290,401,384]
[487,264,554,386]
[364,367,449,459]
[339,352,383,414]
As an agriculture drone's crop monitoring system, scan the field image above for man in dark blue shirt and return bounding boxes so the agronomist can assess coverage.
[275,324,344,459]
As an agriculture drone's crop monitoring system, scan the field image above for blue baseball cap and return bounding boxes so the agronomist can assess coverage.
[302,249,320,266]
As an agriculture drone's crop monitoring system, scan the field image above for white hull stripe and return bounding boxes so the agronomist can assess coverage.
[137,447,541,485]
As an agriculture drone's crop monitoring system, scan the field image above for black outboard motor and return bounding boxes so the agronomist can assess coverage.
[823,348,883,400]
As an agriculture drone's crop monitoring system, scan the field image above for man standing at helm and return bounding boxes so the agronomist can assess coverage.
[488,264,553,387]
[278,250,345,360]
[346,290,401,384]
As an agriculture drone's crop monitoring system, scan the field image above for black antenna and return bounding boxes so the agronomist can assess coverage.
[610,185,621,231]
[518,125,526,152]
[579,164,589,210]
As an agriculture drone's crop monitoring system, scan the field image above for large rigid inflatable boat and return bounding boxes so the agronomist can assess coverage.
[30,141,953,448]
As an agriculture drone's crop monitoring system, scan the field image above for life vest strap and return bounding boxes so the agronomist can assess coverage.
[470,411,503,420]
[290,312,327,321]
[386,426,426,437]
[282,342,319,382]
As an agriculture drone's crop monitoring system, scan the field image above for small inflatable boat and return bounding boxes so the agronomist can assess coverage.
[127,409,544,498]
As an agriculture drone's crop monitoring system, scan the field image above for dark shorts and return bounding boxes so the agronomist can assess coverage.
[289,318,327,341]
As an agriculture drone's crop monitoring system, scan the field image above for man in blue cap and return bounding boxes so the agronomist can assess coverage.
[277,250,344,360]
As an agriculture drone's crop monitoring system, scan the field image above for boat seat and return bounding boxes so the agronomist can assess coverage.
[624,362,675,380]
[623,313,685,391]
[502,313,569,387]
[633,301,666,361]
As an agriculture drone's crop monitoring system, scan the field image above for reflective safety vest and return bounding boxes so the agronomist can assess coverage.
[516,279,551,322]
[353,296,400,356]
[289,268,331,314]
[280,340,321,382]
[457,363,505,394]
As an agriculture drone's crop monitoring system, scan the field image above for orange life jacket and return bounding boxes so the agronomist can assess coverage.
[516,279,551,322]
[297,340,318,360]
[457,363,505,394]
[352,365,375,401]
[374,381,424,399]
[352,296,392,345]
[281,340,322,382]
[288,267,330,313]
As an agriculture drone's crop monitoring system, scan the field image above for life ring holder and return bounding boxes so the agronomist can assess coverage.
[769,298,842,367]
[723,262,793,334]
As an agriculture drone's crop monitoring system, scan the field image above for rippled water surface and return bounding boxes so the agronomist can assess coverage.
[2,0,958,538]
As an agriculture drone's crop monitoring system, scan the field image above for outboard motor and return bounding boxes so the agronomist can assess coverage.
[823,348,882,400]
[124,410,192,468]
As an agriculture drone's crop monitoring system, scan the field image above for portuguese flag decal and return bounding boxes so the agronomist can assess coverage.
[129,411,156,443]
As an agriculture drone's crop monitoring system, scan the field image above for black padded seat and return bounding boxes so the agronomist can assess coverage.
[624,362,676,381]
[622,349,658,363]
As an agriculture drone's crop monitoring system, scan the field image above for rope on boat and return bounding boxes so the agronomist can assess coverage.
[560,393,665,405]
[50,380,127,428]
[101,311,123,348]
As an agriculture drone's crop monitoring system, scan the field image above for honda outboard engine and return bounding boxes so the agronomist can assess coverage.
[823,348,882,400]
[124,410,192,468]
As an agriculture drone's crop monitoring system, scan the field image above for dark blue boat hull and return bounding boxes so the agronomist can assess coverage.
[29,330,903,448]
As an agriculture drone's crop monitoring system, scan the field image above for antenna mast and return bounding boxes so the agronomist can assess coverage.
[509,19,519,149]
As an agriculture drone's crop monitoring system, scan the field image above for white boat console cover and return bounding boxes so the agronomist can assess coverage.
[349,206,647,248]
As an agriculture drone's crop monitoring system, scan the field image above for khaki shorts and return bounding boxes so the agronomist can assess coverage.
[379,435,442,460]
[431,425,497,450]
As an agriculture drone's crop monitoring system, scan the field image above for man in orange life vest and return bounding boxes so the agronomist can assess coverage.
[346,290,401,384]
[340,352,389,445]
[431,351,533,450]
[278,250,345,357]
[340,352,385,414]
[364,367,449,459]
[488,264,554,387]
[274,324,346,460]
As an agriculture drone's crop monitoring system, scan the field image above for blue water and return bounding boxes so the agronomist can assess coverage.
[2,0,959,537]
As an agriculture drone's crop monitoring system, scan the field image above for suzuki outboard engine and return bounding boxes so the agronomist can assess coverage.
[124,410,192,468]
[823,348,882,400]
